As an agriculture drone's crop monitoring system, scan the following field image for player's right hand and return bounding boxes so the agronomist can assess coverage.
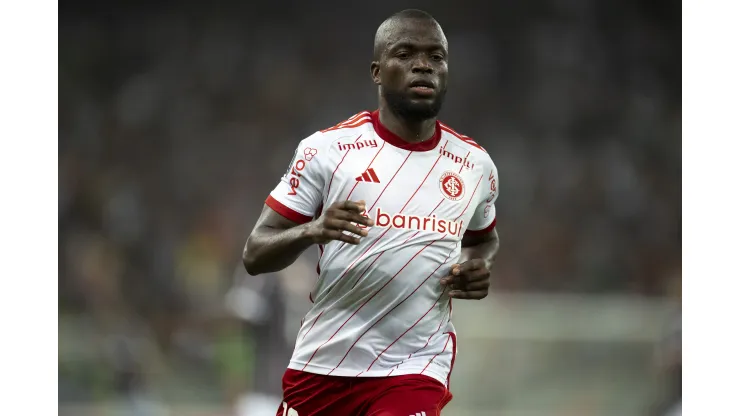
[305,200,374,245]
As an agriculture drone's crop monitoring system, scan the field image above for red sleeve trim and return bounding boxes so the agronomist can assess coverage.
[265,195,313,224]
[464,218,496,236]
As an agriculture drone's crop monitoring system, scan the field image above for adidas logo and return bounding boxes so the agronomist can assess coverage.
[355,168,380,183]
[409,412,427,416]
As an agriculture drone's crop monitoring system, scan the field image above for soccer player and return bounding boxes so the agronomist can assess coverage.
[243,9,500,416]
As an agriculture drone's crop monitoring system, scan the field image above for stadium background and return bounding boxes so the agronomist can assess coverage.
[58,0,681,415]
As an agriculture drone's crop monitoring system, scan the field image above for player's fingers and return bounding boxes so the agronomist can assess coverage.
[458,280,490,291]
[440,275,454,286]
[448,289,489,300]
[463,269,490,283]
[341,200,366,213]
[440,274,467,287]
[326,218,369,237]
[333,210,374,227]
[322,229,361,245]
[453,259,485,275]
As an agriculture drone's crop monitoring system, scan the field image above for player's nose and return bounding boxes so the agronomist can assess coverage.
[411,57,433,74]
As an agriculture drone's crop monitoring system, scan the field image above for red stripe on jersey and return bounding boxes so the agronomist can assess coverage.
[303,151,450,370]
[315,202,324,280]
[401,174,483,247]
[348,149,445,288]
[464,218,496,237]
[421,333,452,375]
[454,174,484,221]
[321,116,372,133]
[327,134,363,197]
[337,247,455,375]
[304,237,438,372]
[265,196,313,224]
[373,150,442,212]
[408,302,451,359]
[314,243,325,301]
[350,252,384,290]
[367,140,446,212]
[440,124,486,152]
[323,239,449,375]
[343,111,371,125]
[340,117,372,131]
[346,141,386,201]
[359,288,449,375]
[402,198,445,244]
[320,111,371,132]
[446,331,457,388]
[301,310,325,341]
[458,151,471,174]
[367,151,412,212]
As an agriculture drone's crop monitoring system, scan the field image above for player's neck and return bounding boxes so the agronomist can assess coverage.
[378,107,437,144]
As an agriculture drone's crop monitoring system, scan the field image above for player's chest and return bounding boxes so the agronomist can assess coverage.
[325,141,482,218]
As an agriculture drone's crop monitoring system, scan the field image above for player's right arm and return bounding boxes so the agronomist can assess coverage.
[242,134,373,276]
[243,200,372,275]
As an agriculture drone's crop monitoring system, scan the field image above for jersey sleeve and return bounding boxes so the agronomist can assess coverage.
[465,161,499,236]
[265,133,326,224]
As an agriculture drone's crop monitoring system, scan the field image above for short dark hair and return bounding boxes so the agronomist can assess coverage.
[373,9,440,60]
[389,9,436,21]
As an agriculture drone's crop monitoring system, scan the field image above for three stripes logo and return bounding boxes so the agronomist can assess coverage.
[409,412,427,416]
[355,168,380,183]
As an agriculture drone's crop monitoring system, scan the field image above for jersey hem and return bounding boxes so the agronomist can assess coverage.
[287,361,449,388]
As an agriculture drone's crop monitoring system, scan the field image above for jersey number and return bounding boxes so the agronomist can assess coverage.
[282,402,299,416]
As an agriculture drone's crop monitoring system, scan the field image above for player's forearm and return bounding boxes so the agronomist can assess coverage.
[242,224,315,275]
[460,229,499,270]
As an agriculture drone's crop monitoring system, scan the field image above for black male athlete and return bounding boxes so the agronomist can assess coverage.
[243,9,500,416]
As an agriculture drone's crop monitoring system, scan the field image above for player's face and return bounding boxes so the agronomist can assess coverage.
[374,21,448,121]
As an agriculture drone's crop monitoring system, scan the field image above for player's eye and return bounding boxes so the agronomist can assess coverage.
[396,51,410,59]
[431,54,444,61]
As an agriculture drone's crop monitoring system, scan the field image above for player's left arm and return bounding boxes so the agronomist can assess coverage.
[441,227,499,300]
[460,226,499,270]
[441,161,500,300]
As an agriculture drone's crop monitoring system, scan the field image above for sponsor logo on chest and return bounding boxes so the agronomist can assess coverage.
[337,138,378,151]
[439,147,474,170]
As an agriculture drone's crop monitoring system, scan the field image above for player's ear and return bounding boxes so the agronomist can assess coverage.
[370,61,381,85]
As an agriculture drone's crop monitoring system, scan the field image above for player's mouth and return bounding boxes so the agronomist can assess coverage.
[408,80,436,97]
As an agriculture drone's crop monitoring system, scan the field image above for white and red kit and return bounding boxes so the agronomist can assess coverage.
[266,110,499,387]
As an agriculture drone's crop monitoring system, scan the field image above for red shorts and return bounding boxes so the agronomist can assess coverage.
[276,369,453,416]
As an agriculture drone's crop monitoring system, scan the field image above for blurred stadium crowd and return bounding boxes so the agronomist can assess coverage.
[59,0,680,413]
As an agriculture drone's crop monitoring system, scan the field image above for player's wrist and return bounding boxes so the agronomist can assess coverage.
[298,221,321,245]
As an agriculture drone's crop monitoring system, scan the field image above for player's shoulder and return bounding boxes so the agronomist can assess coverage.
[438,120,495,167]
[289,111,375,171]
[317,111,375,140]
[298,111,375,149]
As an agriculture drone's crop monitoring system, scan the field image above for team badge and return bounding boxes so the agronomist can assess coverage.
[439,171,465,201]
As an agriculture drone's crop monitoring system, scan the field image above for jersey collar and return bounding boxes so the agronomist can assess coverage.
[371,110,442,152]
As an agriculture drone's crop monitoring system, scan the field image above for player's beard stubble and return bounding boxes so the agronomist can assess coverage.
[382,87,447,122]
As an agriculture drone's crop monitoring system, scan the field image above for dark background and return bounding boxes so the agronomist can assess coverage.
[59,1,681,414]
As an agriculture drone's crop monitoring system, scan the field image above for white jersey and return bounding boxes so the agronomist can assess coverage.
[266,110,499,387]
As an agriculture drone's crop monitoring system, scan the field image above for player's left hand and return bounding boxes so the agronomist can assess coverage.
[440,259,490,300]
